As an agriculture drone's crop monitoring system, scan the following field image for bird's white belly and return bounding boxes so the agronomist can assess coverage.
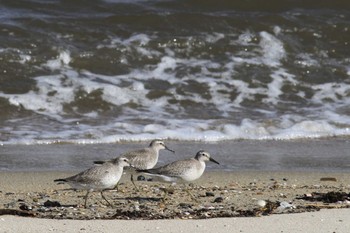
[100,172,122,189]
[181,166,205,182]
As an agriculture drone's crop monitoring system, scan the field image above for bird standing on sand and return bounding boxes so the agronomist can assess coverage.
[137,150,219,200]
[54,157,131,208]
[93,139,175,190]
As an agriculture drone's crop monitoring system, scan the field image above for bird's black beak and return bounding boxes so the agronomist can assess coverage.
[209,157,220,165]
[165,146,175,153]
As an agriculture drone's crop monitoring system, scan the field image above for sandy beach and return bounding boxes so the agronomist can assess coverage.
[1,170,350,232]
[1,208,350,233]
[0,139,350,232]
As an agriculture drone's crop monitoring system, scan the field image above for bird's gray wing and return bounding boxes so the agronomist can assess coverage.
[93,146,150,165]
[147,159,194,177]
[122,148,153,168]
[66,166,110,184]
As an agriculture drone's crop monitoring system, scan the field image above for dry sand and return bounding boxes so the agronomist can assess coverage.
[1,209,350,233]
[1,171,350,232]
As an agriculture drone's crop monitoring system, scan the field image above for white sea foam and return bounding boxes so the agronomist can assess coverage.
[18,54,31,64]
[237,31,255,45]
[1,30,350,145]
[311,83,350,104]
[273,26,282,36]
[265,68,296,104]
[2,115,350,145]
[295,53,320,67]
[259,31,286,67]
[205,32,225,43]
[0,74,75,118]
[44,50,71,70]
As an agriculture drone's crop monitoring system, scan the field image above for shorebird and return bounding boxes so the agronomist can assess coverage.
[93,139,174,190]
[137,150,219,200]
[54,157,131,208]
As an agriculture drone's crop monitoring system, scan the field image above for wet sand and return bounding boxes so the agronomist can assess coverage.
[1,138,350,172]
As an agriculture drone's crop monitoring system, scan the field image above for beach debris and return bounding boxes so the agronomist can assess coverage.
[19,203,32,211]
[159,187,175,195]
[200,205,216,210]
[297,192,350,203]
[44,200,62,207]
[213,197,224,203]
[205,192,215,197]
[259,200,280,215]
[113,209,166,220]
[133,203,140,212]
[275,201,295,213]
[268,181,280,190]
[0,209,36,217]
[320,177,337,182]
[3,179,350,220]
[256,199,267,208]
[279,193,287,198]
[179,203,192,209]
[4,201,16,209]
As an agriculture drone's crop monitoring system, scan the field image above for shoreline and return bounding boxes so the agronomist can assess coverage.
[2,170,350,190]
[2,170,350,192]
[2,138,350,172]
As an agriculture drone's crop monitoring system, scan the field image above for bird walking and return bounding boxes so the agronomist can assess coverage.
[94,139,174,191]
[54,157,131,208]
[137,150,219,200]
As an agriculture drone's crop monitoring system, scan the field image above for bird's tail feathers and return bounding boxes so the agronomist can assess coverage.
[54,178,67,184]
[136,169,148,173]
[93,160,105,165]
[136,169,159,174]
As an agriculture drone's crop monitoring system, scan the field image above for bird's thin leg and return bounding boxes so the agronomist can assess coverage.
[83,190,90,208]
[161,184,173,203]
[131,174,139,191]
[113,182,119,191]
[100,190,113,207]
[162,188,168,202]
[162,192,167,202]
[184,184,199,203]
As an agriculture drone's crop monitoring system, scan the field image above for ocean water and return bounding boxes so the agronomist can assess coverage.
[0,0,350,145]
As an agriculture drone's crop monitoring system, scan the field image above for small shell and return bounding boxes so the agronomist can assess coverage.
[256,199,267,208]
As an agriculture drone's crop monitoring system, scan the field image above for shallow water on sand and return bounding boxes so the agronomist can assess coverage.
[1,139,350,172]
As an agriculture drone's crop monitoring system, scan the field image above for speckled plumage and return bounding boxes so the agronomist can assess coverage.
[96,139,174,170]
[120,146,162,170]
[138,150,219,183]
[93,139,174,190]
[54,157,130,207]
